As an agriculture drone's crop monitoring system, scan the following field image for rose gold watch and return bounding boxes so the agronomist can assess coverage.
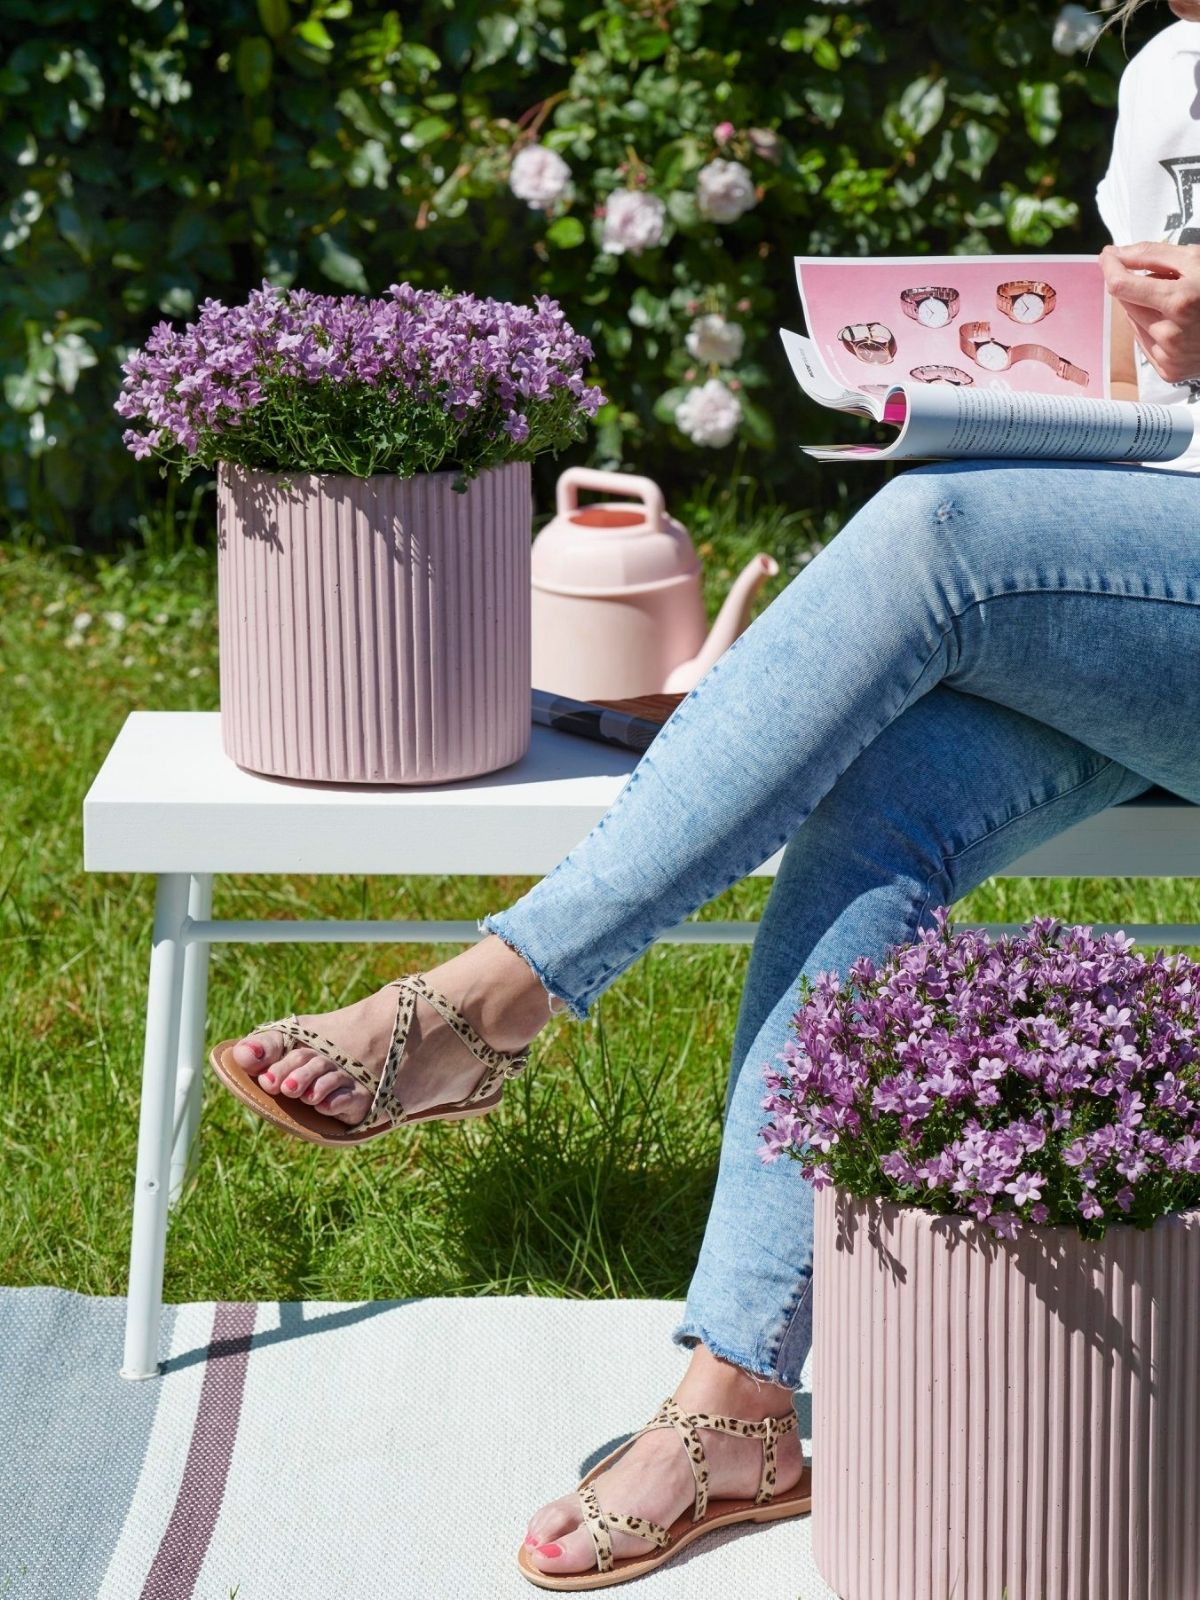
[900,286,961,328]
[996,280,1057,325]
[837,322,897,364]
[910,363,975,386]
[959,321,1088,386]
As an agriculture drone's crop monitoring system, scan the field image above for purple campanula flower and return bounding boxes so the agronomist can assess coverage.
[759,910,1200,1238]
[116,279,605,479]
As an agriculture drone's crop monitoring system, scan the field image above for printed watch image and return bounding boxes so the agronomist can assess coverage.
[959,321,1088,387]
[909,364,975,386]
[837,322,897,364]
[996,280,1057,325]
[899,286,961,328]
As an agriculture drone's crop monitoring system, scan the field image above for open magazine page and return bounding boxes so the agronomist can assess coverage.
[793,254,1111,402]
[780,330,907,425]
[804,383,1196,463]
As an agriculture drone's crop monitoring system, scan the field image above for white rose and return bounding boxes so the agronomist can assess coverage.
[696,158,758,224]
[675,378,742,447]
[601,189,667,255]
[685,314,745,366]
[1052,3,1103,54]
[509,144,572,211]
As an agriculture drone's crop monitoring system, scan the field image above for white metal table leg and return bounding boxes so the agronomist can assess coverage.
[121,873,190,1380]
[169,873,213,1205]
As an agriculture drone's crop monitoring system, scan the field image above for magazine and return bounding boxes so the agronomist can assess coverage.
[783,254,1196,464]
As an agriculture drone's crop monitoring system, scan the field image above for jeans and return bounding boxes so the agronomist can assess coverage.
[483,460,1200,1387]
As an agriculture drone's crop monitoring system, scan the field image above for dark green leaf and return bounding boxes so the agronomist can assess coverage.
[257,0,290,38]
[235,37,273,97]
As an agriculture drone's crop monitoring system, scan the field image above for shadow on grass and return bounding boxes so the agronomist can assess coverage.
[427,1014,723,1302]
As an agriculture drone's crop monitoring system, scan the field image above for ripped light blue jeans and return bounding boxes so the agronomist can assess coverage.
[483,460,1200,1388]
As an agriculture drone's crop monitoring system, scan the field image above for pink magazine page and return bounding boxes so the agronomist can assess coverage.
[794,255,1110,403]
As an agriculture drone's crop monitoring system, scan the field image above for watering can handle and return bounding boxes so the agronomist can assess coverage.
[555,468,666,531]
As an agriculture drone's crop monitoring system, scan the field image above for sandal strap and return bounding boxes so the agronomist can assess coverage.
[641,1398,799,1518]
[359,979,420,1130]
[577,1481,669,1573]
[755,1413,786,1504]
[250,1017,376,1095]
[649,1398,711,1521]
[577,1481,614,1573]
[391,974,529,1103]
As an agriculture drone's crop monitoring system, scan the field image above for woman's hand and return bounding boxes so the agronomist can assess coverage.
[1101,241,1200,387]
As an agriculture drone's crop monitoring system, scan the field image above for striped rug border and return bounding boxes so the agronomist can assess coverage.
[139,1302,257,1600]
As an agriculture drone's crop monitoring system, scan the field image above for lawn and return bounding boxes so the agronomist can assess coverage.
[4,487,1200,1307]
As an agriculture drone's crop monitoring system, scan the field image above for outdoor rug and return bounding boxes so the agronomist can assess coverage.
[0,1289,832,1600]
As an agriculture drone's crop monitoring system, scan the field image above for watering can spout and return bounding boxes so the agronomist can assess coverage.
[662,552,780,694]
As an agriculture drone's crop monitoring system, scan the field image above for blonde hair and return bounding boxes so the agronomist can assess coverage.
[1102,0,1155,39]
[1109,0,1153,23]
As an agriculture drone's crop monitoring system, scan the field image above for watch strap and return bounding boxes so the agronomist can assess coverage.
[1010,343,1088,386]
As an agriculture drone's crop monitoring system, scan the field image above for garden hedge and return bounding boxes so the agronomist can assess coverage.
[0,0,1155,545]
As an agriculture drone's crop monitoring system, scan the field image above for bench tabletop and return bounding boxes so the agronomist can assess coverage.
[83,710,643,875]
[83,710,1197,879]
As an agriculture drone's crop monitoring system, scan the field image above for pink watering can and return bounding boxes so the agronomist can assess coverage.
[531,468,779,701]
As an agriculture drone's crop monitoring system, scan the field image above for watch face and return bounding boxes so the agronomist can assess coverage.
[910,364,975,386]
[915,297,950,329]
[975,341,1010,372]
[1010,292,1046,324]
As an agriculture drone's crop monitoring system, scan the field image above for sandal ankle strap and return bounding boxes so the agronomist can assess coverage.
[643,1396,798,1519]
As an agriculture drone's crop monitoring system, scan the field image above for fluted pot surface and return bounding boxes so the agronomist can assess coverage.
[813,1184,1200,1600]
[217,462,532,784]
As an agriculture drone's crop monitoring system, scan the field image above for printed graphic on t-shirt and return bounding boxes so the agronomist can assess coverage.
[1141,153,1200,401]
[1160,154,1200,244]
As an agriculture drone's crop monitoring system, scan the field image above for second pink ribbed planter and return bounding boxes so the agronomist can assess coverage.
[813,1185,1200,1600]
[217,461,531,784]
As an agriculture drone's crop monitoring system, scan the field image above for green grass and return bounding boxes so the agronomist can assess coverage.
[4,490,1200,1307]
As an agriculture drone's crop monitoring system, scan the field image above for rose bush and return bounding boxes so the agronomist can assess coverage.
[0,0,1155,544]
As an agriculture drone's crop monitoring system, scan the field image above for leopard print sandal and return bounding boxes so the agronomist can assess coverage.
[208,972,529,1147]
[516,1396,812,1591]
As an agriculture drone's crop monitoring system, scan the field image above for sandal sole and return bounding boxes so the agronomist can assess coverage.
[208,1040,502,1147]
[515,1488,811,1589]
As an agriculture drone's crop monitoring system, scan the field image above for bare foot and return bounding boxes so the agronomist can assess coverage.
[522,1347,808,1577]
[226,936,555,1126]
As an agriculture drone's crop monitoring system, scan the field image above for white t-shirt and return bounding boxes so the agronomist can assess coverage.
[1097,18,1200,469]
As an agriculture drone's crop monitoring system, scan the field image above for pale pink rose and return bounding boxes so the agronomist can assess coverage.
[601,189,667,255]
[685,314,745,366]
[674,378,741,447]
[696,158,757,224]
[509,144,572,211]
[714,120,736,146]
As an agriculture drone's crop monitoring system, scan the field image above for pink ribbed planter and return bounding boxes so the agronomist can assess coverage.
[813,1185,1200,1600]
[217,461,531,784]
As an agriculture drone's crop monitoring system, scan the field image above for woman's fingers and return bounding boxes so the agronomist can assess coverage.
[1101,254,1182,316]
[1116,300,1197,383]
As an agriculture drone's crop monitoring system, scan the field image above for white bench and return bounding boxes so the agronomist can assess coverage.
[84,711,1200,1379]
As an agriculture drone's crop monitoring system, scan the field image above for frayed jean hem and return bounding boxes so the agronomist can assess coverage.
[477,911,591,1021]
[670,1317,801,1392]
